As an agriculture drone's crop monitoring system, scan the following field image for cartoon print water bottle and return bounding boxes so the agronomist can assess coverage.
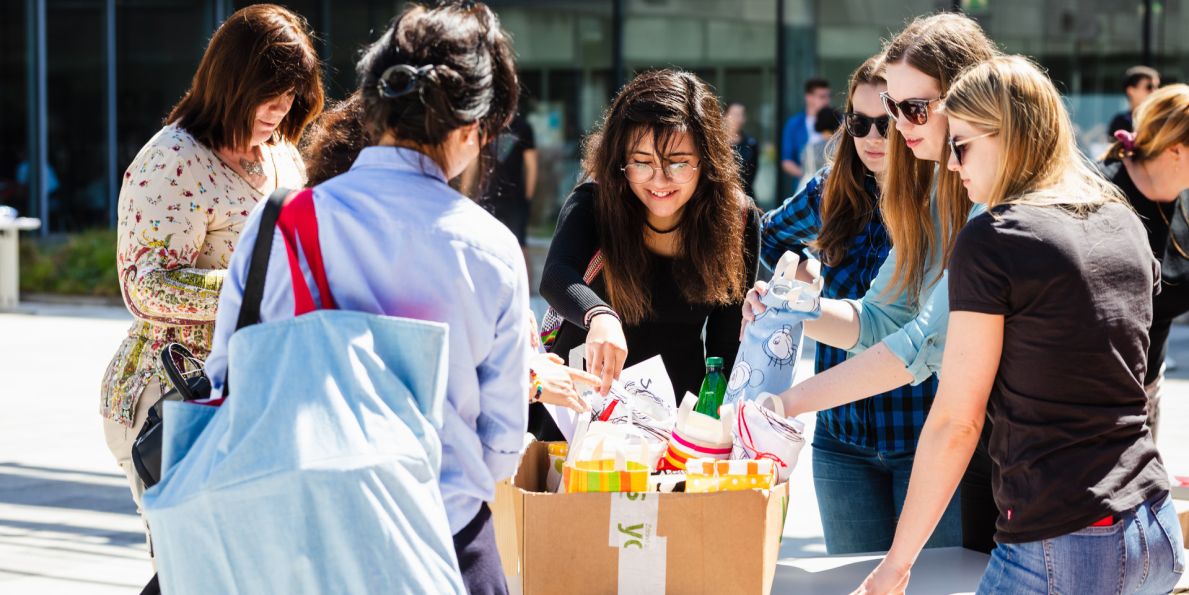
[725,251,821,405]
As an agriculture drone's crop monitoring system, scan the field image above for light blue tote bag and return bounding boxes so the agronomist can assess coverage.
[142,190,465,594]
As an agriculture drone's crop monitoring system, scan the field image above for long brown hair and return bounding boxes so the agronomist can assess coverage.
[877,13,999,302]
[812,55,885,266]
[167,4,323,151]
[582,69,750,325]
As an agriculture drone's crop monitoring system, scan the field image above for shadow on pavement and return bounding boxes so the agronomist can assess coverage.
[0,468,136,516]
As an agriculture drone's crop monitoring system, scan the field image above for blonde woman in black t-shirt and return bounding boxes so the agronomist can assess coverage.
[1099,84,1189,442]
[855,56,1183,595]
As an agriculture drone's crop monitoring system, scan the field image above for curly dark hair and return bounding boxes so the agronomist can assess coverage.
[355,1,518,176]
[301,92,365,186]
[581,69,751,325]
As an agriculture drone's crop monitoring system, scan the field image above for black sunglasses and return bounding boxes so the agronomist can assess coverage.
[844,113,890,138]
[880,91,942,126]
[947,132,994,166]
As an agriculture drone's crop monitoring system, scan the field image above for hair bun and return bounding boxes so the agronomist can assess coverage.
[377,64,436,99]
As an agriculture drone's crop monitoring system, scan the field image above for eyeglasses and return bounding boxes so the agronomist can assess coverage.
[880,91,943,126]
[844,113,890,138]
[621,162,699,184]
[948,132,994,166]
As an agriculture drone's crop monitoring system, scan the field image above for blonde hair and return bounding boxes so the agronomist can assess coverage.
[1105,84,1189,162]
[876,13,1000,302]
[942,56,1125,211]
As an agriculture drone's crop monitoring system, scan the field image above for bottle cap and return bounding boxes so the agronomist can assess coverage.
[706,356,724,368]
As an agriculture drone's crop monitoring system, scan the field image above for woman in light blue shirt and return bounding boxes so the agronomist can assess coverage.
[206,4,526,592]
[745,12,1000,553]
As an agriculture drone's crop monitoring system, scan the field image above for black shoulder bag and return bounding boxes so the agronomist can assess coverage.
[130,187,290,489]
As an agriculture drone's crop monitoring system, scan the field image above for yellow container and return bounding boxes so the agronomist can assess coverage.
[685,459,776,493]
[562,459,650,493]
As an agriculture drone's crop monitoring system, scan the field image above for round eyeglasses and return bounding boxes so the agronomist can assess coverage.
[621,162,699,184]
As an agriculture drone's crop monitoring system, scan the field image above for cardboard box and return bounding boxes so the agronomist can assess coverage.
[493,441,789,595]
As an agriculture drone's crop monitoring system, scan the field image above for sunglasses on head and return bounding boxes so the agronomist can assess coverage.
[880,91,943,126]
[948,132,994,166]
[844,113,890,138]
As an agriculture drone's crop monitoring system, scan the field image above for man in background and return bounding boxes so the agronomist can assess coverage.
[725,101,759,199]
[781,78,831,192]
[1107,65,1160,140]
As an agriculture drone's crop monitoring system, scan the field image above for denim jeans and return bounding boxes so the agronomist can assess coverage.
[812,427,963,554]
[976,494,1185,594]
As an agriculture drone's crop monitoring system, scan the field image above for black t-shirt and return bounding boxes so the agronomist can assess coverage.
[539,183,761,400]
[486,114,536,206]
[1100,159,1189,382]
[1100,160,1175,262]
[733,134,760,199]
[949,203,1167,543]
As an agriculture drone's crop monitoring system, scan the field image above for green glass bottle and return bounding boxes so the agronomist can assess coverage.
[693,357,727,419]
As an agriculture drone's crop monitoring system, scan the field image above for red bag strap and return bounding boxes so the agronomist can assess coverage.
[277,188,338,315]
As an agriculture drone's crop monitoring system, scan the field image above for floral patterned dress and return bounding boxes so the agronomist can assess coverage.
[100,124,306,428]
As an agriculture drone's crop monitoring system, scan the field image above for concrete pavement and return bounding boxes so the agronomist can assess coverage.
[1,302,1186,593]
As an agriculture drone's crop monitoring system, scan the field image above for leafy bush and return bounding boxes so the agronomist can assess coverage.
[19,229,120,297]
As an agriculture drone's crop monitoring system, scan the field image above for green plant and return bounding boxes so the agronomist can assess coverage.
[19,229,120,297]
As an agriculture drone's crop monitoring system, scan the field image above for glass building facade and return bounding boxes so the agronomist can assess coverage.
[3,0,1186,235]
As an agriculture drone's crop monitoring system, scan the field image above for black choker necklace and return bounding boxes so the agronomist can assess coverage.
[645,219,680,234]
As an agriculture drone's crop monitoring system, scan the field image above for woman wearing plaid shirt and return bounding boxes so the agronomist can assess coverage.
[760,56,960,554]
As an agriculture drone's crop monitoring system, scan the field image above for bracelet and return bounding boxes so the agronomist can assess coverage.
[529,368,543,403]
[584,306,620,328]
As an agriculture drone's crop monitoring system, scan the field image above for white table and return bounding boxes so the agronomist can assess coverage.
[0,217,41,309]
[773,547,991,594]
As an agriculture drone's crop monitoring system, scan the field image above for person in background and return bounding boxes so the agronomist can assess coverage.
[1100,83,1189,442]
[536,69,760,441]
[481,111,538,264]
[1108,65,1160,140]
[207,5,529,590]
[781,78,832,191]
[99,3,322,556]
[800,106,841,180]
[761,54,958,555]
[726,101,760,199]
[301,91,364,186]
[856,55,1183,595]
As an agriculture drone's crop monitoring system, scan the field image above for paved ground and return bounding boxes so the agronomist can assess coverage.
[1,302,1186,593]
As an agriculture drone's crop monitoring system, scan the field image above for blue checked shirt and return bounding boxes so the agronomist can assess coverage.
[761,168,939,452]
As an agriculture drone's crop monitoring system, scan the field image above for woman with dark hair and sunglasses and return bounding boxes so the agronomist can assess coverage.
[759,54,959,554]
[207,3,526,591]
[745,12,1002,553]
[100,3,322,556]
[536,69,760,424]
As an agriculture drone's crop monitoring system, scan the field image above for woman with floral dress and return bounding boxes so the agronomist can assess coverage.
[99,4,323,554]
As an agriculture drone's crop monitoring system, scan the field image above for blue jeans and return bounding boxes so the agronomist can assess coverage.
[976,494,1185,594]
[812,427,963,554]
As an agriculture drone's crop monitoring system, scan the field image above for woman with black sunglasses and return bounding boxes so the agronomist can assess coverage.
[760,54,959,555]
[745,12,1002,553]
